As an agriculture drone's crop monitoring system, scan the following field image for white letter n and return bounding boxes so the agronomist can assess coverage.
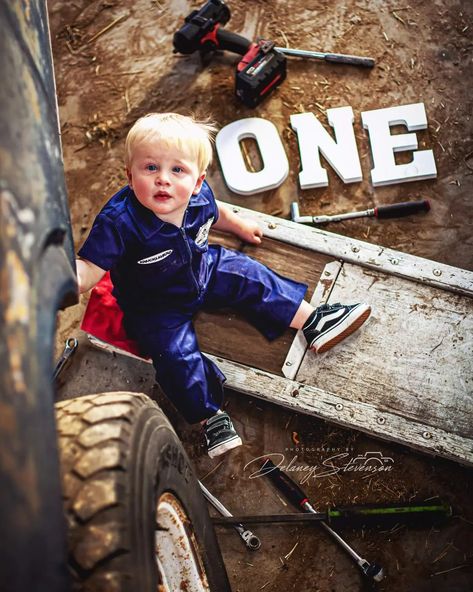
[290,107,362,189]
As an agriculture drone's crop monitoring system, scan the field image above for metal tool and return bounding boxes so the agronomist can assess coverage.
[262,459,384,582]
[211,499,453,528]
[173,0,375,107]
[276,47,375,68]
[199,481,261,550]
[52,337,78,381]
[290,199,430,225]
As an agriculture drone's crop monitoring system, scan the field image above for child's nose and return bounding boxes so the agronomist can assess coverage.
[155,170,171,185]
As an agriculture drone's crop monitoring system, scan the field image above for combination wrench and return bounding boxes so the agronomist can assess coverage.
[199,481,261,551]
[53,337,78,381]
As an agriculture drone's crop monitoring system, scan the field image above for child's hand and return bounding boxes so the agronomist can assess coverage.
[213,202,263,244]
[238,218,263,245]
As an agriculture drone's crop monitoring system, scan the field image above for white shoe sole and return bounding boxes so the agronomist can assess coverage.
[208,435,242,458]
[311,304,371,354]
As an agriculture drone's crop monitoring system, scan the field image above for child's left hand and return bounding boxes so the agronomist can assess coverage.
[237,218,263,245]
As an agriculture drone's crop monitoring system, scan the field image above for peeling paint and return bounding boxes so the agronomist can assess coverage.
[16,208,35,225]
[22,65,41,122]
[6,333,27,395]
[1,189,37,260]
[5,251,30,325]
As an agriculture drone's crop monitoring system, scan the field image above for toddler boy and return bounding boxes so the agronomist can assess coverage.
[76,113,371,457]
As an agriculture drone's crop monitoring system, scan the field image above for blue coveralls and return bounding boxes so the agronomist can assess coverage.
[78,182,308,423]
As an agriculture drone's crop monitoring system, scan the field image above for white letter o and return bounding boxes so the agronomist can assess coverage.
[216,118,289,195]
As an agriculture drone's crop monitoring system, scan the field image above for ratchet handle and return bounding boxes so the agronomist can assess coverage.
[262,458,309,509]
[375,199,430,219]
[324,53,375,68]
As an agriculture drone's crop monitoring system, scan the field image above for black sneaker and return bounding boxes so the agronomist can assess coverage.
[204,412,242,458]
[303,302,371,354]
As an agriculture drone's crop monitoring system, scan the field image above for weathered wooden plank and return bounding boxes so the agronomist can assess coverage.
[282,260,342,379]
[86,330,473,466]
[208,355,473,467]
[296,263,473,438]
[84,209,473,466]
[223,203,473,297]
[194,231,332,375]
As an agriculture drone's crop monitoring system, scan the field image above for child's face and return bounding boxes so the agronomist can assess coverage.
[126,138,205,225]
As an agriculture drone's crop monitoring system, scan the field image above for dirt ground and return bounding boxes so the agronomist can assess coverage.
[49,0,473,590]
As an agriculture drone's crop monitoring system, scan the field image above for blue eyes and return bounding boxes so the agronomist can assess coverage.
[145,164,184,173]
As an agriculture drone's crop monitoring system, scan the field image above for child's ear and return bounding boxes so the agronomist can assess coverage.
[192,172,206,195]
[126,167,133,188]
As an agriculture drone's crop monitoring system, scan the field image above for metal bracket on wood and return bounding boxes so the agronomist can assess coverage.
[283,260,343,379]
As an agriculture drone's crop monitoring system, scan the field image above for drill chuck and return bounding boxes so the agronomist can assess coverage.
[173,0,230,54]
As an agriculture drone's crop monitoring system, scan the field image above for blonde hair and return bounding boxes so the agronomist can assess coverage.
[125,112,217,172]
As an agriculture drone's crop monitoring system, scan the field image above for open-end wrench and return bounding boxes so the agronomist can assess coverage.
[53,337,78,381]
[261,459,384,582]
[199,481,261,551]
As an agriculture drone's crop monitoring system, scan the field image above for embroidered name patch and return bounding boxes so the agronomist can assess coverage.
[195,217,214,247]
[137,249,173,265]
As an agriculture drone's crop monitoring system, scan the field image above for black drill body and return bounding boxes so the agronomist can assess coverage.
[173,0,286,107]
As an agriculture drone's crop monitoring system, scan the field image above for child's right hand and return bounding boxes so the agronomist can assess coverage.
[236,218,263,245]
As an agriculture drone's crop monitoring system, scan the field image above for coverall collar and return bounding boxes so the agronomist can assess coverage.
[126,186,210,239]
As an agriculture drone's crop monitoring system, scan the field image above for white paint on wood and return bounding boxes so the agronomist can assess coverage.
[85,208,473,466]
[215,118,289,195]
[282,260,342,379]
[224,203,473,297]
[296,263,473,438]
[209,355,473,466]
[290,107,363,188]
[361,102,437,186]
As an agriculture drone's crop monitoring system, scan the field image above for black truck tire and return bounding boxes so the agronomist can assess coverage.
[55,392,230,592]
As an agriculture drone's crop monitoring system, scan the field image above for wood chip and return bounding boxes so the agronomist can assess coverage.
[392,11,406,24]
[87,13,128,44]
[284,541,299,560]
[200,460,224,481]
[431,542,453,564]
[431,564,468,577]
[277,28,290,47]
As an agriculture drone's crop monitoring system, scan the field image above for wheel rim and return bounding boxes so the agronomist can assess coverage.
[156,492,210,592]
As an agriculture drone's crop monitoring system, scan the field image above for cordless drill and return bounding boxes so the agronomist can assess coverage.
[173,0,287,108]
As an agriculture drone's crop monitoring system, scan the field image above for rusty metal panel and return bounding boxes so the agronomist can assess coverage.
[0,1,76,590]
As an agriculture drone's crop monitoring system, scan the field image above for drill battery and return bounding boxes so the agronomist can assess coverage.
[236,40,287,107]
